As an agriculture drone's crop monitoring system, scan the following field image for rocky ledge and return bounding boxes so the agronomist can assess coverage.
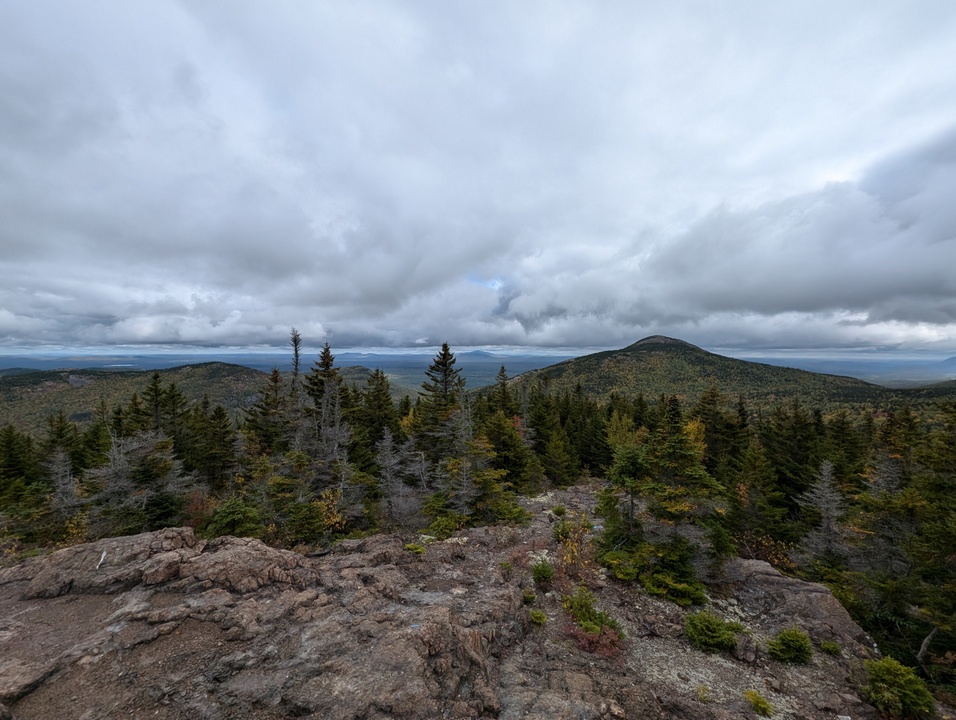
[0,488,910,719]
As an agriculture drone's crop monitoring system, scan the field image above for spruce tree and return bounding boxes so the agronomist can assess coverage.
[244,369,290,454]
[305,343,342,408]
[414,343,463,464]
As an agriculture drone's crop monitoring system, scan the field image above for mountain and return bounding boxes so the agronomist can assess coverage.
[0,363,268,435]
[508,335,901,407]
[0,487,897,719]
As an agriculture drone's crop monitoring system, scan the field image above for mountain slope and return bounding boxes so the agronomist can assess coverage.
[0,487,893,720]
[509,336,899,407]
[0,363,267,435]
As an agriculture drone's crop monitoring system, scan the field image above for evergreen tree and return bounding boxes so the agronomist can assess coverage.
[541,425,579,487]
[243,369,291,454]
[186,398,237,491]
[526,381,558,457]
[414,343,463,464]
[564,385,611,473]
[490,365,518,417]
[728,435,788,544]
[86,431,193,538]
[691,386,747,486]
[354,368,401,471]
[43,411,81,473]
[481,410,545,494]
[606,439,652,545]
[644,396,723,524]
[822,409,867,491]
[305,343,342,408]
[759,399,821,514]
[795,460,849,566]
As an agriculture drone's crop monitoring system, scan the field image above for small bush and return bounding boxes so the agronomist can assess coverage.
[499,560,513,578]
[600,549,641,581]
[553,519,574,543]
[203,497,264,539]
[644,570,708,607]
[767,627,813,664]
[743,689,774,717]
[601,537,707,606]
[531,557,555,586]
[551,505,568,517]
[529,609,547,626]
[425,514,464,540]
[862,657,935,719]
[696,685,712,703]
[404,542,426,555]
[819,640,842,656]
[522,588,537,604]
[684,610,745,653]
[562,585,622,637]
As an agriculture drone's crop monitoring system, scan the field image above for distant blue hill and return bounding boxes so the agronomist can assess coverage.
[0,351,578,390]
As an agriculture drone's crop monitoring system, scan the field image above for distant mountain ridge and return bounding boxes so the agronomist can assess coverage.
[508,335,907,407]
[0,363,268,435]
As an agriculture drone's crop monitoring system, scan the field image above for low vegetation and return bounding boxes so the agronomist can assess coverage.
[684,610,746,654]
[862,657,935,718]
[767,627,814,664]
[743,689,774,717]
[530,556,555,587]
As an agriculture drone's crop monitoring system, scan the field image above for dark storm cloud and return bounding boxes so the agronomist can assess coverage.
[1,2,955,353]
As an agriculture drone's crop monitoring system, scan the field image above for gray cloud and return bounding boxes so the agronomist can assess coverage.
[1,2,956,354]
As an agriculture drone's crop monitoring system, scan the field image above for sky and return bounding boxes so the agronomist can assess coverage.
[2,2,956,357]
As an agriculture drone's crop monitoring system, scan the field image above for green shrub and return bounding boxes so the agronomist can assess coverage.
[529,609,547,626]
[862,657,935,718]
[600,549,642,581]
[600,538,707,606]
[404,542,426,555]
[553,519,574,543]
[499,560,513,577]
[743,689,773,717]
[562,585,622,636]
[551,505,568,517]
[425,513,465,540]
[531,557,555,586]
[819,640,842,656]
[643,570,708,607]
[203,497,264,539]
[522,588,537,604]
[684,610,745,653]
[767,627,813,664]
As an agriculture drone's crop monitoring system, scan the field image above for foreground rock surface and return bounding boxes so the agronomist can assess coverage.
[0,488,920,719]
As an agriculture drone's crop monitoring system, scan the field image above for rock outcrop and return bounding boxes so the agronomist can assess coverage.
[0,488,912,719]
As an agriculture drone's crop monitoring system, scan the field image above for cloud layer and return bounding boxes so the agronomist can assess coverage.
[2,2,955,353]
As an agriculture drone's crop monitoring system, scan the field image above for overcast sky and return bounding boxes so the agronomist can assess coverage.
[2,2,956,356]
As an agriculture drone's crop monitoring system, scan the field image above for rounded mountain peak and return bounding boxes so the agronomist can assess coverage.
[625,336,702,351]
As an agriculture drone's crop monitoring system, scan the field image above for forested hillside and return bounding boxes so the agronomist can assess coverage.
[511,335,913,408]
[2,332,955,705]
[0,362,375,436]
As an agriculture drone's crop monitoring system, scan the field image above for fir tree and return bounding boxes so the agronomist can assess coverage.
[414,343,463,464]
